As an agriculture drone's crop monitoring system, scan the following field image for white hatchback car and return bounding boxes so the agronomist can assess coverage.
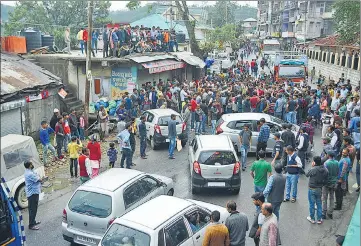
[62,168,174,246]
[99,195,229,246]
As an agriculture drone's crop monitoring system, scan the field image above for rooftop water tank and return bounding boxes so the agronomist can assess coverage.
[41,34,55,48]
[20,28,42,53]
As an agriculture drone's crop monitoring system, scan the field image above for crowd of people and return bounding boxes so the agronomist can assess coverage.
[33,45,360,245]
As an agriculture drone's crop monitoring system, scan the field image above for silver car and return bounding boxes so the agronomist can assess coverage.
[216,113,299,153]
[188,135,241,195]
[62,168,174,246]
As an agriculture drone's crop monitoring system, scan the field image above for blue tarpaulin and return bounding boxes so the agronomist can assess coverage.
[279,59,305,66]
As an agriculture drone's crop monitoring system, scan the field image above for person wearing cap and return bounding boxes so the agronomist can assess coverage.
[50,108,60,131]
[320,136,333,164]
[322,150,339,220]
[271,133,283,167]
[296,127,309,169]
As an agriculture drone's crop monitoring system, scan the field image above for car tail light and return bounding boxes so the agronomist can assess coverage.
[182,122,186,131]
[62,209,67,223]
[233,162,240,175]
[216,122,223,134]
[193,161,202,175]
[154,124,162,135]
[107,217,116,228]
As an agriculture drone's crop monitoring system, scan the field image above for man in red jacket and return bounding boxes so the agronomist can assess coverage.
[191,94,197,130]
[83,28,95,57]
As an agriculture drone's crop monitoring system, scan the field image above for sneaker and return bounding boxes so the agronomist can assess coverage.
[317,220,323,224]
[307,216,315,224]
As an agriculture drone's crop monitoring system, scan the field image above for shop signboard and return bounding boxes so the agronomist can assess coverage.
[110,67,137,100]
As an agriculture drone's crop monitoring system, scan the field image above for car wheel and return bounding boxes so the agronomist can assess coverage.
[167,189,174,196]
[231,188,240,195]
[15,184,28,209]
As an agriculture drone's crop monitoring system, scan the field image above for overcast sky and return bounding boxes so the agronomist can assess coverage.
[2,1,257,10]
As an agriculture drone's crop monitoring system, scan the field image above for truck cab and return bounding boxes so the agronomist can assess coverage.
[273,52,308,84]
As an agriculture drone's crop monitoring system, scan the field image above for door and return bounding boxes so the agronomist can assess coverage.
[157,115,183,137]
[265,122,282,152]
[138,175,164,200]
[198,150,237,180]
[123,180,147,212]
[145,112,155,139]
[164,217,194,246]
[1,108,22,137]
[251,120,262,152]
[184,208,211,246]
[227,120,254,151]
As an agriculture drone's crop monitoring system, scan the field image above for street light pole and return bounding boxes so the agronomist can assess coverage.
[84,0,93,131]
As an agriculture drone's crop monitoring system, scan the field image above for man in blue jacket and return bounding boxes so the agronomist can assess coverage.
[40,120,58,165]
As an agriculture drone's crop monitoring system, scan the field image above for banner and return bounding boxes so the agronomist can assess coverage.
[110,67,137,100]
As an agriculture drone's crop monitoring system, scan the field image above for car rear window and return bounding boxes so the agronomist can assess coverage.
[158,115,182,126]
[68,190,112,218]
[101,223,150,246]
[198,151,236,165]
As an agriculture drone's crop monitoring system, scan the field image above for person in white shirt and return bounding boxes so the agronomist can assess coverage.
[321,107,334,138]
[330,93,341,112]
[180,87,188,102]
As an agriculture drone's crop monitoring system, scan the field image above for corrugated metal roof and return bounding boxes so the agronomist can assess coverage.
[1,53,62,96]
[170,52,205,68]
[129,54,175,63]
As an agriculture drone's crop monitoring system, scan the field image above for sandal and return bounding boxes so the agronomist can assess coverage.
[291,198,296,203]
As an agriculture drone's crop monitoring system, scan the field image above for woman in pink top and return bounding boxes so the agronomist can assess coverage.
[87,135,102,178]
[78,112,85,140]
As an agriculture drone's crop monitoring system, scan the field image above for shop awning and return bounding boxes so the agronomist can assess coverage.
[171,52,206,68]
[141,60,186,74]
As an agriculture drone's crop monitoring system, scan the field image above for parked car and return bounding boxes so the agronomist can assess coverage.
[62,168,174,246]
[99,195,229,246]
[1,134,45,209]
[216,113,299,153]
[136,109,188,150]
[188,135,241,194]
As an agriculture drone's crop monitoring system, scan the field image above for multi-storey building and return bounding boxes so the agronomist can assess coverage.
[257,1,335,43]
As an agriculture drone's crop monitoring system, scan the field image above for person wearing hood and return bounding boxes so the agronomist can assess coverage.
[306,156,328,224]
[296,127,309,169]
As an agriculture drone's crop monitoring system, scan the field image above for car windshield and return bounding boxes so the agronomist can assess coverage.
[198,151,236,165]
[270,116,286,125]
[101,223,150,246]
[158,115,182,126]
[278,66,305,78]
[68,190,112,218]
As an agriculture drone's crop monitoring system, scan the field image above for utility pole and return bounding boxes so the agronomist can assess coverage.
[84,0,93,130]
[303,2,307,46]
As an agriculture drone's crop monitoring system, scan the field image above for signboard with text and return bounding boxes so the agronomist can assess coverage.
[110,67,137,100]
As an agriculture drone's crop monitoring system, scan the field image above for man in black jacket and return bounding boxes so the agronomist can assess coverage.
[50,108,60,131]
[281,124,296,168]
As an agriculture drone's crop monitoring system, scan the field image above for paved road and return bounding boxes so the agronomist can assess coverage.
[22,127,359,246]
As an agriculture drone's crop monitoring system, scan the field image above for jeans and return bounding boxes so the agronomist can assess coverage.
[42,143,56,164]
[286,112,293,124]
[240,145,249,169]
[120,148,132,168]
[201,115,206,133]
[28,194,39,227]
[63,134,71,152]
[271,202,282,220]
[308,188,323,221]
[103,42,108,57]
[335,183,344,208]
[211,120,217,135]
[285,173,299,199]
[191,112,195,129]
[71,129,79,138]
[79,40,84,54]
[168,137,176,157]
[62,41,71,53]
[254,185,265,212]
[322,186,335,215]
[56,136,64,158]
[113,41,118,57]
[256,142,267,160]
[92,39,98,52]
[195,121,201,134]
[78,127,85,140]
[69,158,78,177]
[140,137,147,157]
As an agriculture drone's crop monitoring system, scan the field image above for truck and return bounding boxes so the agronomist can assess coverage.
[273,51,308,83]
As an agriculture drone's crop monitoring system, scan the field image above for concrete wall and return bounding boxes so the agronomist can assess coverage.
[32,56,70,85]
[22,87,61,139]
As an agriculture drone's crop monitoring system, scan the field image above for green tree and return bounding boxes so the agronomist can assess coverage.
[126,0,141,10]
[206,24,239,49]
[333,1,360,45]
[206,1,238,28]
[4,1,111,48]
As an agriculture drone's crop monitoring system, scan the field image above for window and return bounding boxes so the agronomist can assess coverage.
[123,182,146,209]
[228,120,253,130]
[266,123,281,133]
[193,140,198,153]
[68,190,112,218]
[147,113,155,123]
[278,66,305,78]
[165,218,190,246]
[3,147,35,169]
[158,229,165,246]
[185,208,211,234]
[158,115,182,126]
[198,151,237,165]
[139,176,159,195]
[101,223,151,246]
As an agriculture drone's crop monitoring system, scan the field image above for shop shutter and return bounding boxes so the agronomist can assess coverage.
[1,108,22,137]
